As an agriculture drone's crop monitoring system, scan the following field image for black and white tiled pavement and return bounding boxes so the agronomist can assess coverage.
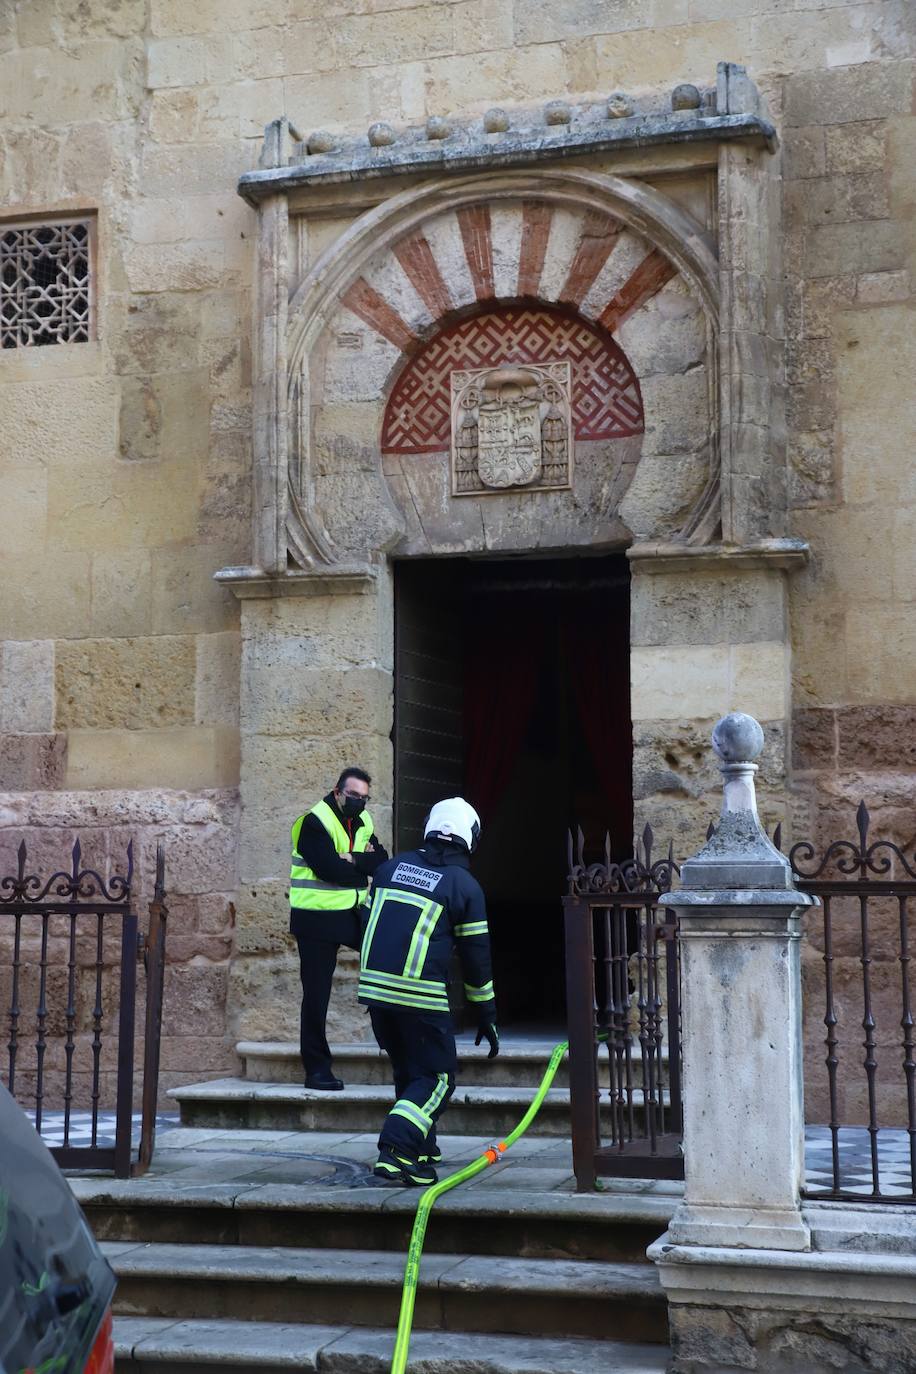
[804,1124,915,1199]
[29,1112,916,1200]
[28,1110,180,1150]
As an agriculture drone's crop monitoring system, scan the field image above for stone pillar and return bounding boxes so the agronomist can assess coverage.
[657,711,816,1253]
[649,714,916,1371]
[222,569,394,1045]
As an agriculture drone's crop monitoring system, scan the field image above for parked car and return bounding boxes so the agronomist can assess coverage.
[0,1081,115,1374]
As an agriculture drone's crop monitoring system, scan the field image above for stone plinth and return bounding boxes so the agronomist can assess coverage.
[663,889,811,1253]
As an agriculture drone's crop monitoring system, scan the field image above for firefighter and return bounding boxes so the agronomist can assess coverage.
[358,797,498,1186]
[290,767,389,1090]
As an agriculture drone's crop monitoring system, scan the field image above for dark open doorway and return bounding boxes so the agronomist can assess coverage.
[393,554,632,1031]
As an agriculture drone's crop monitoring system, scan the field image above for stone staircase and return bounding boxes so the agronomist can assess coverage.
[168,1038,665,1136]
[77,1039,675,1372]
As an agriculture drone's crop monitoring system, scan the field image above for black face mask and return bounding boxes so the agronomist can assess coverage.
[340,794,366,818]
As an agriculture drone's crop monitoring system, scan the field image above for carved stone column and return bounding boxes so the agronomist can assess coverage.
[252,190,289,576]
[715,65,786,546]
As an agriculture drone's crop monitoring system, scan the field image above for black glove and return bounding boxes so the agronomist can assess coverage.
[475,1021,499,1059]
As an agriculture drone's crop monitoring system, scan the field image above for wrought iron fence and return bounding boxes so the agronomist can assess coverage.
[777,803,916,1204]
[564,825,682,1192]
[0,838,168,1178]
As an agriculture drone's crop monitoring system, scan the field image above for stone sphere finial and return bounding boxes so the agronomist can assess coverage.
[671,82,701,112]
[606,91,634,119]
[483,107,509,133]
[426,115,451,140]
[368,122,397,148]
[712,712,765,765]
[306,129,336,155]
[544,99,572,126]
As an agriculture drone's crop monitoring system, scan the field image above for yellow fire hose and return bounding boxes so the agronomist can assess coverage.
[389,1036,583,1374]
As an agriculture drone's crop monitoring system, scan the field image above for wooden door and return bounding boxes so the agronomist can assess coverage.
[393,563,465,851]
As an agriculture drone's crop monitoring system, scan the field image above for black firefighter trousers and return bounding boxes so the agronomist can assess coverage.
[369,1005,457,1159]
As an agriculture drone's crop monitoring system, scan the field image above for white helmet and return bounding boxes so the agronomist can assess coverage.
[424,798,481,852]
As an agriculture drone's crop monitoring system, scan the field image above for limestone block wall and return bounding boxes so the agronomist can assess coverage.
[0,3,254,1097]
[785,70,916,797]
[0,789,238,1107]
[776,63,916,1122]
[630,560,792,852]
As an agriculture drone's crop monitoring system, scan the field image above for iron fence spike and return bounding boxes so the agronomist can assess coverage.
[857,800,870,850]
[706,821,716,841]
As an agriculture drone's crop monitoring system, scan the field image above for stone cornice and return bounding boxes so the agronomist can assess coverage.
[238,112,777,205]
[627,539,810,575]
[214,565,376,599]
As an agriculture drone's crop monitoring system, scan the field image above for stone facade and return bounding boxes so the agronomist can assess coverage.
[0,789,238,1106]
[0,2,913,1092]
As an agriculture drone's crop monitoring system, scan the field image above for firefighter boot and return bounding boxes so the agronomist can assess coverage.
[373,1145,438,1186]
[419,1132,443,1166]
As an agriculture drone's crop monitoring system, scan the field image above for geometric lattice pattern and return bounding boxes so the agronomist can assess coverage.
[1,220,92,349]
[381,305,643,454]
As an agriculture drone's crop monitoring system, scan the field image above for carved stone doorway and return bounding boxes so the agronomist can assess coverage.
[393,553,632,1029]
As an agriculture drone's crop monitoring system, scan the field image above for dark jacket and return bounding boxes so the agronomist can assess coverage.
[290,793,389,941]
[358,840,495,1019]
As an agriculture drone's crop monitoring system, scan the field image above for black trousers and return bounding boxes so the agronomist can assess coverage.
[295,914,361,1077]
[369,1005,457,1156]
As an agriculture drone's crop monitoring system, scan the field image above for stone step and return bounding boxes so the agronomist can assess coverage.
[106,1243,667,1344]
[169,1079,669,1137]
[76,1175,674,1264]
[115,1316,671,1373]
[238,1041,668,1090]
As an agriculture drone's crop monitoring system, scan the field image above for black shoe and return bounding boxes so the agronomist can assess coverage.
[419,1146,443,1165]
[304,1073,344,1091]
[373,1146,437,1187]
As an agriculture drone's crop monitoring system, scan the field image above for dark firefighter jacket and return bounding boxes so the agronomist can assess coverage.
[358,840,495,1019]
[289,793,388,941]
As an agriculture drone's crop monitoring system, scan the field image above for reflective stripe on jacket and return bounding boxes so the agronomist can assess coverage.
[290,799,374,912]
[358,843,495,1017]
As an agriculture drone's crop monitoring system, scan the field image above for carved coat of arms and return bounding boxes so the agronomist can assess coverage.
[450,362,573,496]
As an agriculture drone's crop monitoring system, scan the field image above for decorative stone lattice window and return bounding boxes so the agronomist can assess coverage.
[0,218,94,349]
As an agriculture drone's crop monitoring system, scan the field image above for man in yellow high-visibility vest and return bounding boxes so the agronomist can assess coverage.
[290,766,388,1090]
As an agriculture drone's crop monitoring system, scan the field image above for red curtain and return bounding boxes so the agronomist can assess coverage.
[561,608,630,820]
[464,608,543,822]
[463,589,630,831]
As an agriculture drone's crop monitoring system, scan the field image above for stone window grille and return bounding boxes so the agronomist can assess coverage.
[0,217,95,349]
